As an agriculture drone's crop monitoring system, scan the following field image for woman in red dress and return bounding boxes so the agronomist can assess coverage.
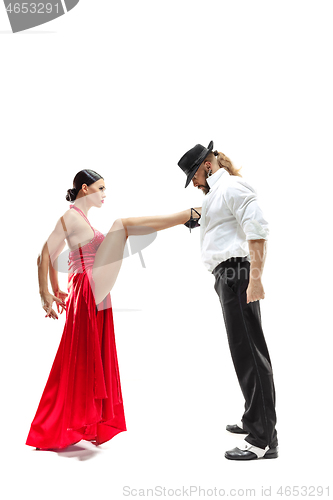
[26,169,200,450]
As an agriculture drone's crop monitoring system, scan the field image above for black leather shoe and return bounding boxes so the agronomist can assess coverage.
[184,208,201,233]
[225,446,278,460]
[226,424,248,434]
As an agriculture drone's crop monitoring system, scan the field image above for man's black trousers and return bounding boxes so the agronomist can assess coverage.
[212,257,278,449]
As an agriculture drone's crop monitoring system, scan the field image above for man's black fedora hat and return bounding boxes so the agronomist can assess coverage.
[178,140,214,188]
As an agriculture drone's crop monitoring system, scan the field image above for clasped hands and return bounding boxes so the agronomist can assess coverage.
[40,289,68,320]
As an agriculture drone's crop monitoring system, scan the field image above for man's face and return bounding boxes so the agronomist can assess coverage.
[192,163,210,195]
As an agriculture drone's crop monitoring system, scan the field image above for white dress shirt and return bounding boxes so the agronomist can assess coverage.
[199,168,269,273]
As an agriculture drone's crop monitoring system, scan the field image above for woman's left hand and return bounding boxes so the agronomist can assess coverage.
[53,289,68,314]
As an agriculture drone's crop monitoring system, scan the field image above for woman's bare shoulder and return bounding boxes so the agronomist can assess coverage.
[61,208,78,234]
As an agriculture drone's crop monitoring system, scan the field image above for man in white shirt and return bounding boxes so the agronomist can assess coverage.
[178,141,278,460]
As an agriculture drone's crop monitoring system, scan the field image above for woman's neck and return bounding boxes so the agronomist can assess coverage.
[72,198,90,218]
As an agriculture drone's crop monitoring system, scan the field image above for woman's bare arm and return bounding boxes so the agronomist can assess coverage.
[37,243,50,294]
[38,213,73,318]
[49,240,66,293]
[38,216,69,293]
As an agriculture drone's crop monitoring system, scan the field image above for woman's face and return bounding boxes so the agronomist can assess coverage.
[82,178,106,206]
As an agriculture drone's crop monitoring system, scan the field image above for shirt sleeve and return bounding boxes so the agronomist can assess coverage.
[223,178,269,240]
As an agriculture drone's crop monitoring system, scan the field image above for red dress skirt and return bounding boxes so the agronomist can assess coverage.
[26,208,126,449]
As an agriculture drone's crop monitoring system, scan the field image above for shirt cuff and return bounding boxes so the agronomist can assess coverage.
[243,220,269,240]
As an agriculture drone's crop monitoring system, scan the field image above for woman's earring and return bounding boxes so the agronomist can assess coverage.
[208,169,212,177]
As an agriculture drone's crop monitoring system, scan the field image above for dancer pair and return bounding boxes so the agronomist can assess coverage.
[28,140,278,460]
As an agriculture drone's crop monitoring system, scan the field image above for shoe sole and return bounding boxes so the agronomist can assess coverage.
[225,448,279,460]
[226,425,248,434]
[226,429,248,434]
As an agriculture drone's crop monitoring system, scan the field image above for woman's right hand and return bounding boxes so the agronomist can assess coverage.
[40,290,66,320]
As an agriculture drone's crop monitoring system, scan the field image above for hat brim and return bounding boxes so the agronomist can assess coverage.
[185,140,214,188]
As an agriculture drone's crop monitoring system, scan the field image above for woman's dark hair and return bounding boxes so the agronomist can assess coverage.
[66,169,103,202]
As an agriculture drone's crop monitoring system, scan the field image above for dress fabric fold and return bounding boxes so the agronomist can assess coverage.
[26,207,126,450]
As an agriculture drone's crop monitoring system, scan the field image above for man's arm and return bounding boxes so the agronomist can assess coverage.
[247,239,267,303]
[222,178,269,303]
[223,178,269,241]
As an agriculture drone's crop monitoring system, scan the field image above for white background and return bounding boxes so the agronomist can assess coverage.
[0,1,332,499]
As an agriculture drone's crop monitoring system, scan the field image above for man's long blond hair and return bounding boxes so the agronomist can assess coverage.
[206,150,242,177]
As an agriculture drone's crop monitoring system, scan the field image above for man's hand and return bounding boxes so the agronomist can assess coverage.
[246,279,265,303]
[247,239,267,303]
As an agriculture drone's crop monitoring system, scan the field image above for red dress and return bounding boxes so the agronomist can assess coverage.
[26,205,127,450]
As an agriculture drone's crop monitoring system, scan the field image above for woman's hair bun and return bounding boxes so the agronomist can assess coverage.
[66,169,103,203]
[66,187,77,202]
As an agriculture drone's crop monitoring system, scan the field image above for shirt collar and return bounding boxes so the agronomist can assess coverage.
[206,167,226,190]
